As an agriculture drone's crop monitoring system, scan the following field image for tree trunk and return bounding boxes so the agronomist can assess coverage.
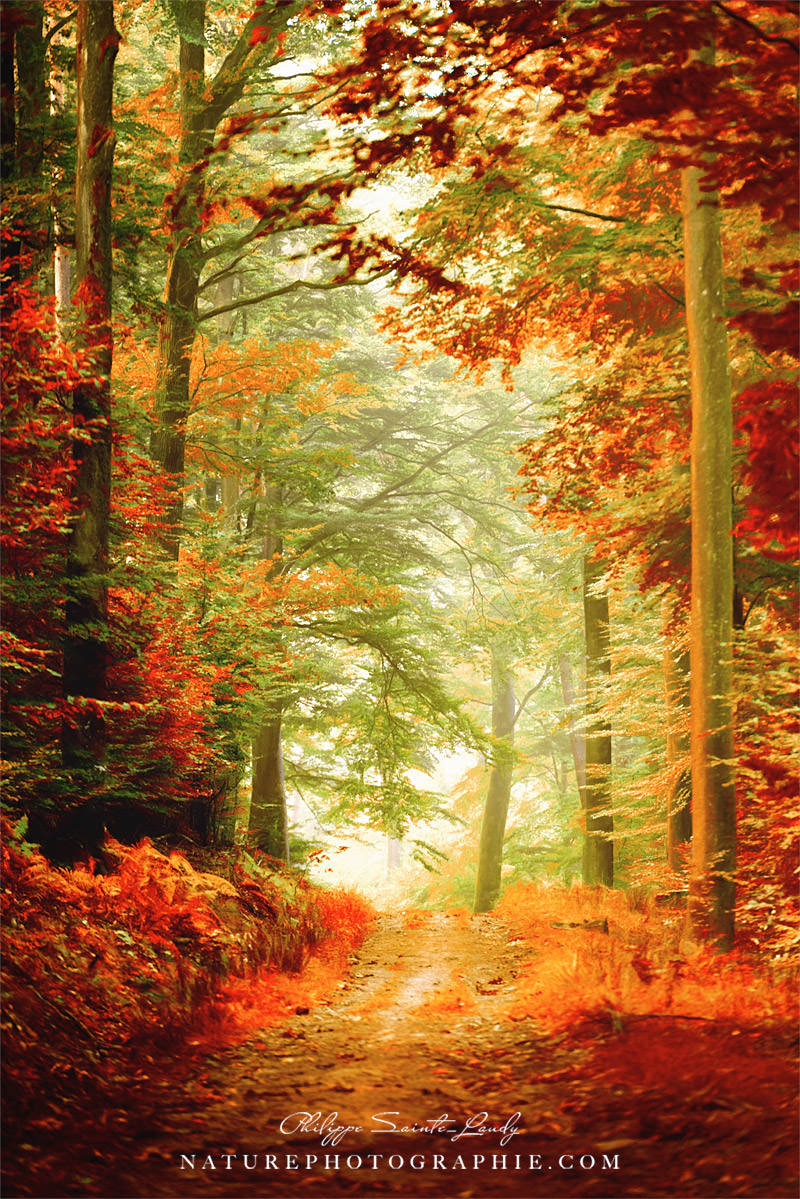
[473,651,515,913]
[246,518,290,860]
[681,142,736,949]
[250,702,290,860]
[582,556,613,886]
[14,2,46,186]
[0,7,15,184]
[661,599,692,873]
[387,835,403,877]
[150,0,206,558]
[54,243,71,318]
[1,4,18,297]
[149,4,299,558]
[62,0,117,774]
[50,40,71,329]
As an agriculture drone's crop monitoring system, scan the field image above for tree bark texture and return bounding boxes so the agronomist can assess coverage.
[661,599,692,873]
[681,152,736,949]
[62,0,117,771]
[250,702,290,860]
[246,518,290,859]
[14,1,46,185]
[582,556,613,887]
[473,652,515,913]
[150,0,206,558]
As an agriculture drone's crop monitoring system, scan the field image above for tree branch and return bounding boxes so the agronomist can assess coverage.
[713,2,799,55]
[45,9,76,46]
[198,267,394,323]
[198,1,306,131]
[540,201,626,224]
[510,667,550,729]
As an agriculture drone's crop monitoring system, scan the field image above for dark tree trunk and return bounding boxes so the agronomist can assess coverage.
[473,651,515,913]
[0,6,15,183]
[150,0,206,558]
[62,1,117,777]
[582,556,613,887]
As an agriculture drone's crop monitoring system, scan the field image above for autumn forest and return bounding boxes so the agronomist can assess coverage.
[1,1,798,1197]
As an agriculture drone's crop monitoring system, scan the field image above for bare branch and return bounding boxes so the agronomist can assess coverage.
[540,202,626,224]
[198,268,394,323]
[511,668,551,729]
[713,1,799,55]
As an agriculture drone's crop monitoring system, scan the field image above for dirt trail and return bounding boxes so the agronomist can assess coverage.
[41,912,798,1199]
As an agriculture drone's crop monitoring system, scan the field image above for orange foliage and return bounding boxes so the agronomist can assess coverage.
[496,884,797,1033]
[402,907,435,929]
[195,887,375,1044]
[2,822,372,1067]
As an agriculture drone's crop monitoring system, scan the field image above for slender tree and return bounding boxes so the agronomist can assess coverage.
[681,99,736,948]
[582,555,613,886]
[473,649,515,913]
[62,0,118,781]
[661,599,692,874]
[150,0,305,557]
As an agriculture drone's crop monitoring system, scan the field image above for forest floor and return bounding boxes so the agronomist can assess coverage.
[12,908,797,1199]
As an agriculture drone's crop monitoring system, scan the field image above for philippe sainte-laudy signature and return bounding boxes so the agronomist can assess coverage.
[279,1111,524,1148]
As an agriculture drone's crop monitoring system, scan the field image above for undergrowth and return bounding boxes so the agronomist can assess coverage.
[1,816,374,1157]
[496,883,797,1032]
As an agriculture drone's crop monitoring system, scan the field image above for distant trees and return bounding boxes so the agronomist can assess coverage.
[0,0,795,958]
[328,0,797,945]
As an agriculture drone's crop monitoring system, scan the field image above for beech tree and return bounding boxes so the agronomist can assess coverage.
[62,1,118,783]
[582,556,613,887]
[681,116,736,946]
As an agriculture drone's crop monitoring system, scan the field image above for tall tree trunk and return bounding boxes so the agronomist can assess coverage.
[582,556,613,886]
[62,1,117,775]
[661,599,692,873]
[149,5,299,558]
[246,517,290,860]
[681,134,736,949]
[1,3,18,297]
[387,835,403,877]
[216,272,242,529]
[50,41,71,329]
[473,651,515,913]
[150,0,206,559]
[14,2,46,186]
[1,2,48,292]
[250,700,290,860]
[0,6,15,184]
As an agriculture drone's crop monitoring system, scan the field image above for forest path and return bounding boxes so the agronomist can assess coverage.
[65,912,796,1199]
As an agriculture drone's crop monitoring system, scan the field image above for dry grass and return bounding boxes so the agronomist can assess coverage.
[496,882,797,1032]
